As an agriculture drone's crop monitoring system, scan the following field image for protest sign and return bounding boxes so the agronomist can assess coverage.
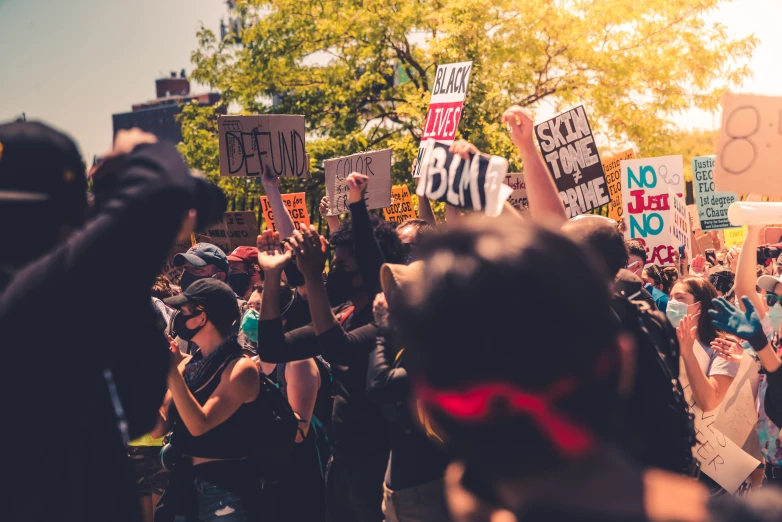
[714,93,782,198]
[679,346,760,494]
[383,185,416,224]
[162,235,195,281]
[260,192,311,232]
[714,355,761,448]
[724,226,748,249]
[534,106,608,218]
[503,173,528,212]
[621,155,685,266]
[199,211,259,255]
[669,190,692,262]
[692,155,739,231]
[601,149,635,221]
[218,115,307,178]
[324,149,392,216]
[412,61,473,178]
[416,141,511,217]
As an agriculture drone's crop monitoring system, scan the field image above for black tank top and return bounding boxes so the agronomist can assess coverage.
[171,340,256,459]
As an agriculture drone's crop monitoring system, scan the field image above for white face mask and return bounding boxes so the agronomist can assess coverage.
[666,300,689,328]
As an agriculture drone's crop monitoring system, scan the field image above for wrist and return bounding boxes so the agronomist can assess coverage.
[347,193,363,205]
[748,329,770,352]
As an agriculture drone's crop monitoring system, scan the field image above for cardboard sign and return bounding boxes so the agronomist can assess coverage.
[503,173,528,212]
[724,226,748,249]
[601,149,635,221]
[412,61,473,178]
[323,149,393,216]
[534,106,608,218]
[416,141,511,217]
[714,355,761,448]
[218,115,307,178]
[679,346,760,494]
[259,192,311,233]
[621,155,685,266]
[692,155,739,231]
[714,93,782,197]
[200,211,259,255]
[669,190,692,262]
[383,185,416,224]
[162,235,195,281]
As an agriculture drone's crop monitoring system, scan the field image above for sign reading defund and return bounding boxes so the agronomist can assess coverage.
[412,62,473,178]
[534,106,609,218]
[621,155,685,266]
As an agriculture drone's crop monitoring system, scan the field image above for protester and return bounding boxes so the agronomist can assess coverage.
[366,263,451,522]
[227,246,261,301]
[255,172,404,522]
[710,268,736,302]
[320,195,341,234]
[0,123,206,522]
[642,264,674,312]
[625,239,647,278]
[154,278,261,522]
[396,219,434,263]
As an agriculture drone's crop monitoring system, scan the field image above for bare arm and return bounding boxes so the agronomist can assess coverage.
[417,194,436,226]
[502,106,567,225]
[320,196,341,234]
[285,359,320,442]
[289,226,338,335]
[262,174,296,239]
[678,314,733,412]
[735,225,764,316]
[149,390,173,439]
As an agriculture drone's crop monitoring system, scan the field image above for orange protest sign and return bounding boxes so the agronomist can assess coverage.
[602,149,635,222]
[383,185,416,224]
[260,192,311,232]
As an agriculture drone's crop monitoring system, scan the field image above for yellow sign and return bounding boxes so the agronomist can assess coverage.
[723,226,748,249]
[260,192,311,232]
[383,185,416,224]
[602,149,635,222]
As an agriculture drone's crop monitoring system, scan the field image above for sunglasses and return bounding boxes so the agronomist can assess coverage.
[766,294,782,307]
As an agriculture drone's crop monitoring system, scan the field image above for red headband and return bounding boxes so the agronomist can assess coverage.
[414,352,615,456]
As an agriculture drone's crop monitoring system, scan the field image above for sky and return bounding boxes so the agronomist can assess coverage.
[0,0,780,162]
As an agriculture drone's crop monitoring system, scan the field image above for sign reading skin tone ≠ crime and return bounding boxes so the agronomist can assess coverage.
[218,115,308,178]
[534,105,609,218]
[412,61,473,178]
[324,149,392,216]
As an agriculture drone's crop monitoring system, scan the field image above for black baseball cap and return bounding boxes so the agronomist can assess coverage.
[164,278,239,331]
[174,243,229,273]
[0,120,87,226]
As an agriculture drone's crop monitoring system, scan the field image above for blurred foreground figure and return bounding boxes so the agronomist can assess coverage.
[0,122,207,522]
[390,214,782,522]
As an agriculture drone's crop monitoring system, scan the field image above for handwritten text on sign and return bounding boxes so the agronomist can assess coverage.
[503,173,528,212]
[669,190,692,262]
[259,192,311,232]
[324,149,392,216]
[201,211,259,255]
[416,141,510,217]
[383,185,416,224]
[218,115,307,178]
[714,93,782,198]
[534,106,608,217]
[602,149,635,221]
[412,61,473,178]
[621,155,685,266]
[692,155,739,231]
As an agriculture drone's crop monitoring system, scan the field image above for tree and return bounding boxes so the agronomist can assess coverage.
[179,0,756,225]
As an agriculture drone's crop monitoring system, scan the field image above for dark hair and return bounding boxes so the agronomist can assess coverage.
[151,275,177,299]
[673,276,721,345]
[709,270,735,299]
[394,215,621,478]
[397,219,435,242]
[330,216,405,265]
[625,240,647,265]
[644,264,679,295]
[563,218,628,278]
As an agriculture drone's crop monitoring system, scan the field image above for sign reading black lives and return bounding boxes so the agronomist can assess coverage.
[416,142,510,217]
[534,106,608,218]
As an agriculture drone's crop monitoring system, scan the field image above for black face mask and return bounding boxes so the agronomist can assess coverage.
[172,310,205,341]
[228,272,251,297]
[179,271,205,292]
[326,268,359,307]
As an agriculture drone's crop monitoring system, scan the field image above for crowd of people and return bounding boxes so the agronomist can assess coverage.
[7,106,782,522]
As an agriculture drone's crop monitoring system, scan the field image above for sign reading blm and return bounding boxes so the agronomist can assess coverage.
[412,61,473,178]
[416,141,511,217]
[218,115,308,178]
[534,106,608,218]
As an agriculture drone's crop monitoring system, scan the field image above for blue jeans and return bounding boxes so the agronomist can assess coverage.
[194,477,251,522]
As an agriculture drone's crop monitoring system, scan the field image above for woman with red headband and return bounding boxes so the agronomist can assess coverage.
[387,214,782,522]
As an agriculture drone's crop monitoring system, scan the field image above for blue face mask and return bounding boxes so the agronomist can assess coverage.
[666,299,689,328]
[769,305,782,335]
[240,308,259,344]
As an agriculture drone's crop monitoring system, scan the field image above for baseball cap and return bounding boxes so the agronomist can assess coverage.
[0,120,87,225]
[227,246,259,263]
[164,278,239,330]
[174,243,229,273]
[758,274,782,293]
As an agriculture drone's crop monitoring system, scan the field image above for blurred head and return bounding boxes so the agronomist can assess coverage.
[164,278,240,343]
[669,277,720,344]
[397,218,435,263]
[393,215,624,480]
[327,217,404,306]
[562,217,627,280]
[0,121,87,268]
[625,240,647,277]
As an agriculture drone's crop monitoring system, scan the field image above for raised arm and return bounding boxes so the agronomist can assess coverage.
[677,314,733,412]
[417,194,437,227]
[262,173,296,239]
[735,225,764,316]
[502,106,567,226]
[346,173,385,296]
[366,294,410,404]
[320,196,341,234]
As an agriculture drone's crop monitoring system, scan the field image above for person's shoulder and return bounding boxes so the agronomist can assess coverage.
[708,486,782,522]
[643,468,708,522]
